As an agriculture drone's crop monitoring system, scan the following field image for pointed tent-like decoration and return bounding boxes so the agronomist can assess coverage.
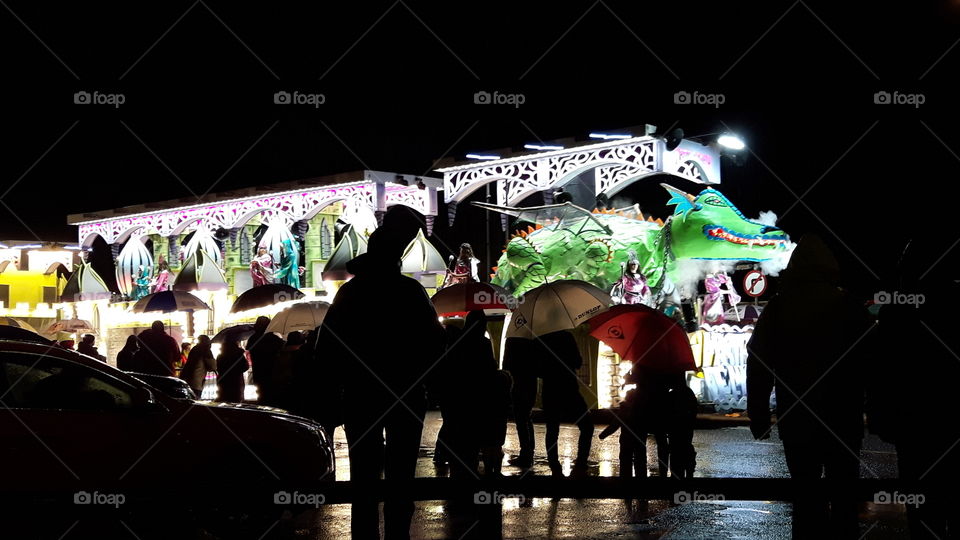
[173,249,227,291]
[322,225,367,281]
[60,263,112,302]
[400,229,447,274]
[181,226,223,268]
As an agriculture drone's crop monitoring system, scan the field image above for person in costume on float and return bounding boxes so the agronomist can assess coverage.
[443,243,480,287]
[133,264,151,300]
[274,238,302,289]
[250,246,274,287]
[611,252,652,306]
[150,257,171,293]
[703,271,741,324]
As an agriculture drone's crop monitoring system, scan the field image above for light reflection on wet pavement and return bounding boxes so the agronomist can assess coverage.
[284,411,907,539]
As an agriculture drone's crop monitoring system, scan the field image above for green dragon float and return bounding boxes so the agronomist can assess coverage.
[475,184,792,308]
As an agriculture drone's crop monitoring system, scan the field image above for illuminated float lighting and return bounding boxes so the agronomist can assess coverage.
[523,143,564,151]
[717,134,746,150]
[465,153,500,160]
[588,132,631,140]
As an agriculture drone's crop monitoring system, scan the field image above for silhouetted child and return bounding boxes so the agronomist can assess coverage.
[666,384,697,479]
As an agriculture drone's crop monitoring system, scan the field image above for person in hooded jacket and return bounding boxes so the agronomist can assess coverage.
[747,234,873,539]
[247,315,284,404]
[180,334,216,398]
[133,321,180,376]
[316,217,445,540]
[77,334,106,362]
[116,335,139,371]
[873,235,960,539]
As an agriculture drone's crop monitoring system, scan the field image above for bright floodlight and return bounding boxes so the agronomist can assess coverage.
[523,143,564,151]
[717,134,745,150]
[589,132,631,140]
[465,153,501,160]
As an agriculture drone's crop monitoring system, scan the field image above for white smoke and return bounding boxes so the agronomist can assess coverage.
[672,259,738,297]
[758,240,796,276]
[754,211,779,227]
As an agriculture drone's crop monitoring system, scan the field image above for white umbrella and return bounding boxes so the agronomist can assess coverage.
[506,280,611,339]
[45,319,95,334]
[0,317,39,333]
[266,301,331,335]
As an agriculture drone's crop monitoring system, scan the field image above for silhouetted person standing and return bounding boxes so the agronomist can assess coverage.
[747,235,873,539]
[503,337,537,468]
[318,222,444,540]
[538,330,594,477]
[874,236,960,539]
[180,334,215,398]
[116,335,139,371]
[216,339,248,402]
[247,315,283,404]
[133,321,180,376]
[77,334,105,361]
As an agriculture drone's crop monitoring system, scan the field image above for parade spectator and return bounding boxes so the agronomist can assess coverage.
[747,234,872,538]
[600,367,670,479]
[116,335,139,371]
[77,334,105,362]
[538,330,594,477]
[267,331,305,409]
[133,321,179,376]
[180,335,215,398]
[430,322,464,466]
[480,369,513,476]
[58,339,75,351]
[291,328,341,439]
[216,339,248,402]
[443,310,497,478]
[179,342,192,371]
[873,235,960,539]
[247,315,283,404]
[317,218,445,540]
[502,337,537,468]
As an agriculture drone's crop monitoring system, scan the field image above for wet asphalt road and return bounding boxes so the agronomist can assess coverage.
[281,411,908,539]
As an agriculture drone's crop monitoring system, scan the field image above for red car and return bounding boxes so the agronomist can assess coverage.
[0,339,334,491]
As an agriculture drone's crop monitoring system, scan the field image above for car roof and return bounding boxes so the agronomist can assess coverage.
[0,339,149,388]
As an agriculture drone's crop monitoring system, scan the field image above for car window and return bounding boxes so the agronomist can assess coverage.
[0,352,135,411]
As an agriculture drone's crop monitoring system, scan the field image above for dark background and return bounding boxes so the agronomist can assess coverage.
[2,1,959,298]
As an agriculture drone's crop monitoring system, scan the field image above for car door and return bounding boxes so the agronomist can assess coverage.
[0,350,175,491]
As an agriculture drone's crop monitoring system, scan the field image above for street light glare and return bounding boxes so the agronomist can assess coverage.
[718,134,746,150]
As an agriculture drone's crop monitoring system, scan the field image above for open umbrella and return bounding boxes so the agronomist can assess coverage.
[506,280,611,339]
[45,319,95,334]
[173,249,227,291]
[0,317,40,333]
[431,282,515,317]
[230,284,305,313]
[130,290,211,313]
[266,301,330,335]
[211,324,256,344]
[586,304,696,373]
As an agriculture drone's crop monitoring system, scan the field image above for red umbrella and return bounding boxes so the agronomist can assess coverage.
[431,282,515,317]
[586,304,696,372]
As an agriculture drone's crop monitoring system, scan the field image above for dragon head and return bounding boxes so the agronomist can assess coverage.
[663,184,790,261]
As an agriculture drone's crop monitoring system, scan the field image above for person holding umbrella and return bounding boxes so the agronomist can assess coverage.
[538,330,594,477]
[133,321,179,376]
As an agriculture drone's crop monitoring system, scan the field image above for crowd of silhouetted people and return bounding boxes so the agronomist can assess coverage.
[89,224,960,540]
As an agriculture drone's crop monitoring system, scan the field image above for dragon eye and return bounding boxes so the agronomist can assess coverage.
[703,196,725,207]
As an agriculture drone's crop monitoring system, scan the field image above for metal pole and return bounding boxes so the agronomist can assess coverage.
[485,184,491,280]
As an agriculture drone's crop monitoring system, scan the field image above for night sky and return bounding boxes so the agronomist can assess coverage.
[2,1,959,298]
